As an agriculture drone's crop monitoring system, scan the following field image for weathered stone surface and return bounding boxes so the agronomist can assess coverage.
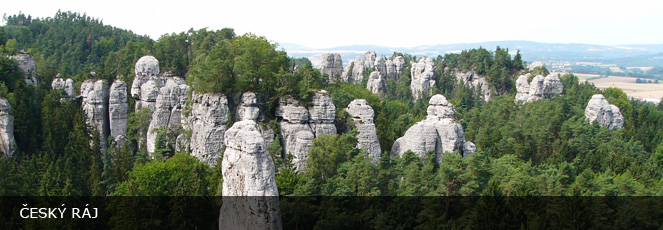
[367,71,386,97]
[342,51,377,83]
[9,53,38,85]
[346,99,381,162]
[51,78,76,99]
[515,74,563,102]
[374,56,387,76]
[410,57,436,99]
[585,94,624,130]
[463,141,476,158]
[454,71,492,101]
[131,56,163,112]
[109,80,128,139]
[386,56,405,81]
[220,120,281,230]
[81,80,110,151]
[187,92,228,166]
[0,97,16,157]
[146,77,189,154]
[391,94,472,161]
[308,90,336,136]
[275,97,309,123]
[238,92,260,121]
[319,53,343,82]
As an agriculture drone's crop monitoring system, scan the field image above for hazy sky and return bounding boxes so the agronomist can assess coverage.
[3,0,662,48]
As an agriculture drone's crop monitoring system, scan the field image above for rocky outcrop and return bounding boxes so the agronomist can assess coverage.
[515,74,563,102]
[186,93,228,166]
[81,80,110,151]
[374,56,387,76]
[131,56,162,112]
[366,71,386,97]
[238,92,260,121]
[220,120,281,230]
[346,99,381,162]
[9,53,38,85]
[0,97,16,157]
[410,57,436,100]
[342,51,377,83]
[585,94,624,130]
[386,56,405,81]
[109,80,128,140]
[276,91,336,172]
[391,94,475,161]
[454,71,492,101]
[319,53,343,82]
[146,77,189,154]
[51,78,76,99]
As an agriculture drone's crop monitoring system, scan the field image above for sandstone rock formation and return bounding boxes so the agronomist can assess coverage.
[238,92,260,121]
[220,120,281,230]
[410,57,436,100]
[454,71,492,101]
[0,97,16,157]
[146,77,189,154]
[391,94,475,161]
[9,53,38,85]
[585,94,624,130]
[515,74,563,102]
[346,99,381,162]
[319,53,343,82]
[80,80,110,151]
[51,78,76,99]
[185,92,229,166]
[276,91,336,172]
[131,56,162,112]
[374,56,387,76]
[386,55,405,81]
[109,80,128,140]
[366,71,386,97]
[342,51,377,83]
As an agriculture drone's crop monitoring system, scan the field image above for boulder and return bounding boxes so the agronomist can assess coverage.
[0,97,16,157]
[515,74,531,102]
[346,99,381,162]
[319,53,343,82]
[220,120,281,230]
[585,94,624,130]
[410,57,436,100]
[391,94,472,161]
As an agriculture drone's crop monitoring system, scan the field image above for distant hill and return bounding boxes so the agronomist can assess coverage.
[281,41,663,67]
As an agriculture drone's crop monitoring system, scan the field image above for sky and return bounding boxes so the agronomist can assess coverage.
[2,0,662,49]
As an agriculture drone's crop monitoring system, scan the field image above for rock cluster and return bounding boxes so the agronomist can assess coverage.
[131,56,162,113]
[454,71,492,101]
[346,99,381,162]
[51,77,76,99]
[515,74,563,102]
[109,80,128,141]
[585,94,624,130]
[276,91,336,172]
[342,51,376,83]
[366,71,386,97]
[146,77,190,154]
[184,92,229,166]
[81,80,110,151]
[410,57,436,100]
[319,53,343,82]
[386,56,406,81]
[220,120,281,230]
[9,53,38,85]
[391,94,475,160]
[0,97,16,157]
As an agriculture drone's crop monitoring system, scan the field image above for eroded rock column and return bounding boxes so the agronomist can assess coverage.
[346,99,381,162]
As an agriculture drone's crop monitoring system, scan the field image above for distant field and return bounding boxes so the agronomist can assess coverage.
[552,72,663,98]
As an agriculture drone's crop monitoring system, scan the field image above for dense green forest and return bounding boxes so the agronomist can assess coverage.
[1,11,663,200]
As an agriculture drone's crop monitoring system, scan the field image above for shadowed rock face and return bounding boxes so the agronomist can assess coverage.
[9,53,38,85]
[515,74,563,102]
[367,71,386,97]
[454,71,492,101]
[319,53,343,82]
[220,120,281,230]
[109,80,128,139]
[81,79,110,152]
[184,92,228,166]
[346,99,381,162]
[146,77,190,154]
[342,51,377,83]
[386,56,405,81]
[51,78,76,99]
[0,97,16,157]
[276,91,336,172]
[410,57,436,100]
[585,94,624,130]
[391,94,475,161]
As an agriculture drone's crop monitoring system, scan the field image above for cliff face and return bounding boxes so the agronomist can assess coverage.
[342,51,376,83]
[109,80,128,140]
[9,53,38,86]
[410,57,436,100]
[81,79,110,152]
[219,120,281,230]
[319,53,343,82]
[391,94,475,161]
[146,77,189,154]
[183,93,228,166]
[585,94,624,130]
[0,97,16,157]
[346,99,381,162]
